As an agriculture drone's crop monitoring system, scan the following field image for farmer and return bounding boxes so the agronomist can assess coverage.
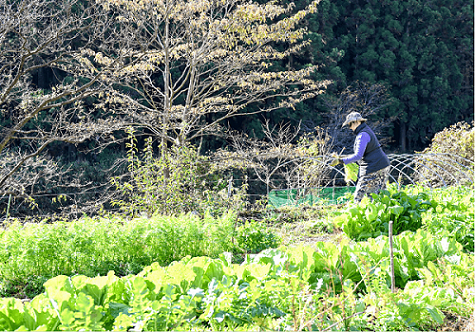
[331,111,391,203]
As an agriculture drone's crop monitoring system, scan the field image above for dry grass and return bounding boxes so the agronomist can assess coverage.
[440,311,475,331]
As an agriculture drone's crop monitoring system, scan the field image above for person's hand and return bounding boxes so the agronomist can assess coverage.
[329,153,342,166]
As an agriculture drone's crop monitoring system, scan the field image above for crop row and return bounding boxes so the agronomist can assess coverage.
[0,213,278,298]
[0,184,473,330]
[334,184,474,252]
[0,229,473,331]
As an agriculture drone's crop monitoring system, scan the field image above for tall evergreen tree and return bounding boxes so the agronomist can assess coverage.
[315,0,473,150]
[271,0,473,151]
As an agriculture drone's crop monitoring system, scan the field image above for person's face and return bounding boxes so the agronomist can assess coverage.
[349,121,360,131]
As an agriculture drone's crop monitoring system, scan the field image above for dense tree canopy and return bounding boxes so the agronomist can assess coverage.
[293,0,473,150]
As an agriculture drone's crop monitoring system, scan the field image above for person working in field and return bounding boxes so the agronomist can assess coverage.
[331,111,391,203]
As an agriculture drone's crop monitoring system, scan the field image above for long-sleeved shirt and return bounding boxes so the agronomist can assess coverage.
[342,132,371,165]
[341,122,390,177]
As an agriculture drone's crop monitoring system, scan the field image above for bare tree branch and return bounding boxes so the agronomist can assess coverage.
[95,0,330,149]
[323,82,396,153]
[0,0,147,203]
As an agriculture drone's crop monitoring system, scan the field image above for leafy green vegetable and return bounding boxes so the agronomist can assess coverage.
[344,163,359,183]
[0,185,473,331]
[235,220,280,254]
[1,229,471,331]
[0,213,242,298]
[335,184,446,241]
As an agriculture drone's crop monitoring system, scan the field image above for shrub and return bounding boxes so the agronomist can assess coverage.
[421,121,474,160]
[416,121,474,186]
[111,128,247,217]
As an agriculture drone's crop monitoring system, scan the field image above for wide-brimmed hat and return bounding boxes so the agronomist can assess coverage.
[342,111,367,127]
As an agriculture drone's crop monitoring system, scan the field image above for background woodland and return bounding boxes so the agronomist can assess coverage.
[0,0,473,217]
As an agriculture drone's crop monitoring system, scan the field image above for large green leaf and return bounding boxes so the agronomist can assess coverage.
[0,298,24,331]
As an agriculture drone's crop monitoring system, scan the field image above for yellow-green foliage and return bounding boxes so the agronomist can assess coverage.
[416,122,474,186]
[344,163,359,183]
[421,121,474,161]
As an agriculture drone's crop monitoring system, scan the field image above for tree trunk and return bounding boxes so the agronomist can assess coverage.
[399,121,407,152]
[389,219,395,293]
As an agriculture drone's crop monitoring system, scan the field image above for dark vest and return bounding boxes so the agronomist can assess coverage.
[354,123,390,177]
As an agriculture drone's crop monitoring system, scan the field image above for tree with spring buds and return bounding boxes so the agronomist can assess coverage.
[94,0,330,152]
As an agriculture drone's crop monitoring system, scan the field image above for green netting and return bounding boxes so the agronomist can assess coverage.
[268,186,356,207]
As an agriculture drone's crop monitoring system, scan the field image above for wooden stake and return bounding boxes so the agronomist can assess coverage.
[389,219,395,293]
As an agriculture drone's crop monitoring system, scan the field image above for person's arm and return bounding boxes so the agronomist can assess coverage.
[342,132,370,164]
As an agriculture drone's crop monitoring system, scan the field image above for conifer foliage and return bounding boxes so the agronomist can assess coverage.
[303,0,473,150]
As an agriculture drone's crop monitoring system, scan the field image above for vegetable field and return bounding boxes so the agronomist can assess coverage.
[0,184,473,331]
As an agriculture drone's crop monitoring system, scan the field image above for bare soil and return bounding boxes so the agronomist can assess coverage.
[440,311,475,331]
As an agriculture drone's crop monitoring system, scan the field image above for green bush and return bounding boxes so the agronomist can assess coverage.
[421,121,474,160]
